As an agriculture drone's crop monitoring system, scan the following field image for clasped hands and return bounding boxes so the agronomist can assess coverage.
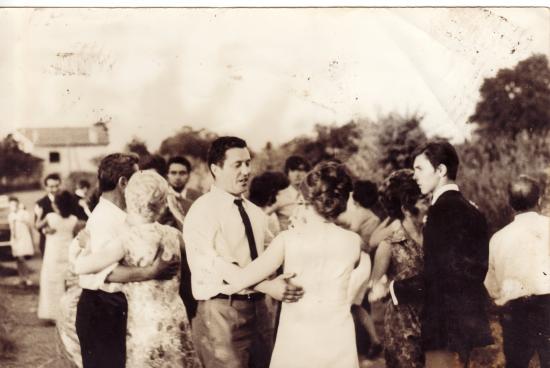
[367,275,390,303]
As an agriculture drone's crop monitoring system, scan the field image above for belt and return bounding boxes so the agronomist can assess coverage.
[211,293,264,302]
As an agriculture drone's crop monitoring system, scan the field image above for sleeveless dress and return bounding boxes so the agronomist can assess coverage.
[118,222,201,368]
[38,213,78,320]
[269,221,366,368]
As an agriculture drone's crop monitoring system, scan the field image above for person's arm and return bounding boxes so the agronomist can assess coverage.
[370,240,392,283]
[483,237,499,301]
[73,237,125,275]
[368,217,393,250]
[183,202,238,281]
[219,233,285,294]
[35,212,49,230]
[34,204,44,229]
[348,251,372,304]
[8,214,16,240]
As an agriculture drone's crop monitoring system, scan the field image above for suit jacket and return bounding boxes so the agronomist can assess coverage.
[393,190,493,354]
[158,187,203,320]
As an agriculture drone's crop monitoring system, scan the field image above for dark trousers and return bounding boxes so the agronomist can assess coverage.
[75,289,128,368]
[500,294,550,368]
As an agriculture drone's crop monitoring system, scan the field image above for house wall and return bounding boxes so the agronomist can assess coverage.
[33,145,107,178]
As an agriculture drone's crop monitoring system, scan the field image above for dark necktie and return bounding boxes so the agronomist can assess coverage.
[234,198,258,260]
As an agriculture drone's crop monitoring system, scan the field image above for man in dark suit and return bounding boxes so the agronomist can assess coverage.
[159,156,202,321]
[34,173,61,256]
[389,140,493,367]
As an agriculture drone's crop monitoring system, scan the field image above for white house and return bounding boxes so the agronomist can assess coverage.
[14,123,110,178]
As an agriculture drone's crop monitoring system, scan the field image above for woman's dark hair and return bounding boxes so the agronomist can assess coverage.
[249,171,290,208]
[380,169,422,221]
[207,136,247,176]
[55,191,76,218]
[98,153,139,192]
[352,180,378,209]
[300,161,353,220]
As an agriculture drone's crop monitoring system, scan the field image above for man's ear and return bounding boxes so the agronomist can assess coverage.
[118,176,129,190]
[436,163,448,178]
[210,163,220,178]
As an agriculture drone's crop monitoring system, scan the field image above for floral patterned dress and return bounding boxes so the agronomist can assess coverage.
[382,225,424,368]
[120,222,201,368]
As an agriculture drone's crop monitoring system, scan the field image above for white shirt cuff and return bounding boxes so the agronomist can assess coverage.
[389,280,399,306]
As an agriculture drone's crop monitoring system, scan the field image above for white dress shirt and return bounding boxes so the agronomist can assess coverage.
[484,211,550,306]
[76,197,127,291]
[183,185,272,300]
[430,183,459,205]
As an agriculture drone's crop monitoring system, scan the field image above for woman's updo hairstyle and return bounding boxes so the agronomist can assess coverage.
[380,169,422,221]
[300,161,353,221]
[125,170,170,222]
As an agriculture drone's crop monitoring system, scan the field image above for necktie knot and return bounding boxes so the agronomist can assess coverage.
[234,198,244,207]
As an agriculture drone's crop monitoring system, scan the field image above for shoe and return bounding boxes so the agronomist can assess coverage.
[365,342,383,359]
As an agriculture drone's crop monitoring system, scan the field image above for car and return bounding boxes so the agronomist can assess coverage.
[0,195,13,261]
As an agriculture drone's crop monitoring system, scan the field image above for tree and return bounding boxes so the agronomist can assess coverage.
[124,137,150,157]
[469,54,550,137]
[158,126,217,161]
[0,134,43,190]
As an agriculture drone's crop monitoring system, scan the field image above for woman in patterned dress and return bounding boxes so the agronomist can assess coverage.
[368,169,428,368]
[74,170,201,368]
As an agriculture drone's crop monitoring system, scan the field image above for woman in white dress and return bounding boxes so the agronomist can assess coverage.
[220,162,371,368]
[8,197,35,286]
[37,191,82,321]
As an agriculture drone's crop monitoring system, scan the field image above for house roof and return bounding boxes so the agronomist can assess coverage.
[17,126,109,147]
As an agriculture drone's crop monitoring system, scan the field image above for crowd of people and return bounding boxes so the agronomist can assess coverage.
[5,135,550,368]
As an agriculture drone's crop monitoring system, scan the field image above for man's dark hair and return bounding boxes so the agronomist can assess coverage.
[284,155,311,175]
[249,171,290,208]
[207,136,247,175]
[77,179,91,189]
[43,173,61,185]
[139,154,167,177]
[167,156,192,173]
[352,180,378,209]
[508,175,541,212]
[98,153,139,192]
[414,140,460,181]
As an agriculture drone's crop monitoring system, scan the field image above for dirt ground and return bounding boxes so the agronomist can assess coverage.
[0,256,544,368]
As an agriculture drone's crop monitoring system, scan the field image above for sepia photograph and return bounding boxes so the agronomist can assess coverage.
[0,3,549,368]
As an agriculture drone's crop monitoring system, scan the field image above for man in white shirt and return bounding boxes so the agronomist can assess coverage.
[484,175,550,368]
[183,136,304,368]
[74,153,178,368]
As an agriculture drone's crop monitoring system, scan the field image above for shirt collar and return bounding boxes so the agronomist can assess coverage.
[514,211,540,222]
[431,183,459,205]
[98,196,126,217]
[210,185,244,205]
[47,193,55,202]
[169,186,187,198]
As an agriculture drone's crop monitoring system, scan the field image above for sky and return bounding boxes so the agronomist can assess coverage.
[0,7,548,151]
